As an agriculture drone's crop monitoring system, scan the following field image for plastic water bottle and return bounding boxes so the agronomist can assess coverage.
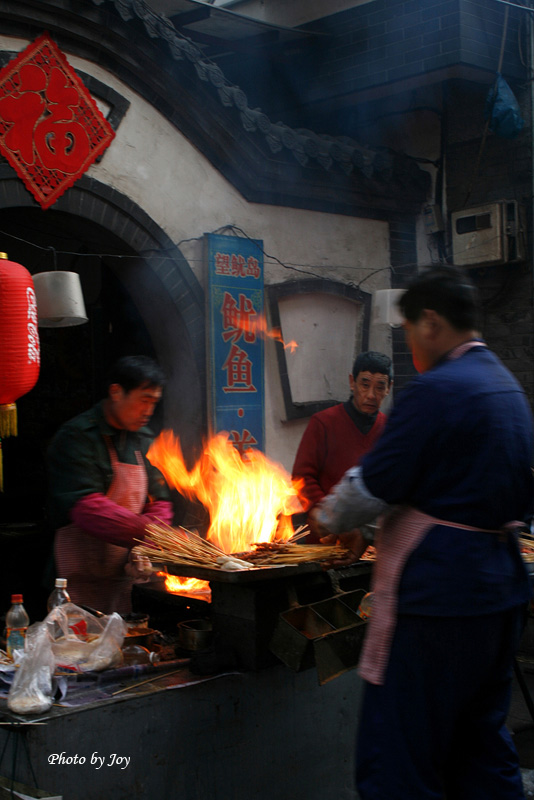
[47,578,71,613]
[6,594,30,658]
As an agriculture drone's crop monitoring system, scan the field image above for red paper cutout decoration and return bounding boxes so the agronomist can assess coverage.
[0,33,115,210]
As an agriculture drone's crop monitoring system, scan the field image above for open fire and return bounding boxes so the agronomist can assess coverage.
[247,314,298,353]
[147,431,305,599]
[148,430,304,553]
[158,573,212,601]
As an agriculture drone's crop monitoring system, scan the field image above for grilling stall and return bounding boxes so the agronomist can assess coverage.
[137,429,373,677]
[0,428,373,800]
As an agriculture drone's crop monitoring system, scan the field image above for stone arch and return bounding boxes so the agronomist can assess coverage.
[0,165,206,460]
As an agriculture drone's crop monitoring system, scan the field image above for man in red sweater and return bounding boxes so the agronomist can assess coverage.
[292,351,392,541]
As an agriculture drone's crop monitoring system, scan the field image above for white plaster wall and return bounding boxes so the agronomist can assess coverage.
[0,36,393,473]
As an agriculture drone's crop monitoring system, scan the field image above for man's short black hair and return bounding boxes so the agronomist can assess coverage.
[105,355,166,394]
[399,266,481,331]
[352,351,393,382]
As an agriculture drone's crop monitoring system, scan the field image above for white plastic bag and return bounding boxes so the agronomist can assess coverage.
[6,604,127,715]
[7,622,55,715]
[522,769,534,799]
[46,603,126,673]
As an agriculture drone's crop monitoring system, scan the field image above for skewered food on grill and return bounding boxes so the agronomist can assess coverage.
[137,522,352,570]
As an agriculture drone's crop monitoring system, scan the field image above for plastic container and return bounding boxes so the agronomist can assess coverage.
[6,594,30,658]
[356,592,373,621]
[121,644,152,666]
[47,578,71,613]
[121,612,149,630]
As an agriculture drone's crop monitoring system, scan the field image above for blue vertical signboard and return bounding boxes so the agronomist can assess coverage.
[206,233,264,454]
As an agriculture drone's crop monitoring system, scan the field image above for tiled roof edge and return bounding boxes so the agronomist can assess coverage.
[92,0,422,187]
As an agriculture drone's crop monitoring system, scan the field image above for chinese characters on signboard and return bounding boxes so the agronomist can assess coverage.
[0,33,115,210]
[206,233,264,454]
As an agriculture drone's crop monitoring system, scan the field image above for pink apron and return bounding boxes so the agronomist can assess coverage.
[357,507,514,684]
[358,340,511,685]
[54,437,148,615]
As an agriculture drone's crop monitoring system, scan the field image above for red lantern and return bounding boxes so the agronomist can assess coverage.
[0,252,40,489]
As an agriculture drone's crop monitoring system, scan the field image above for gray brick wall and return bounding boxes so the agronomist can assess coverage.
[445,79,534,406]
[301,0,525,104]
[389,215,418,395]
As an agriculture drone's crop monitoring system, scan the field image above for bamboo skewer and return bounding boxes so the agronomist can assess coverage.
[286,525,311,543]
[111,667,188,696]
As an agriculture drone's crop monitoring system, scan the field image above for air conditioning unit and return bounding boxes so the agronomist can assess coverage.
[451,200,526,267]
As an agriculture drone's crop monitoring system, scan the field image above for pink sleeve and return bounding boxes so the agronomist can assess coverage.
[71,493,148,547]
[142,500,174,526]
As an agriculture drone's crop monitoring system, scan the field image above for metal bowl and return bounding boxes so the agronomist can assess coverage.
[177,619,213,651]
[123,627,156,648]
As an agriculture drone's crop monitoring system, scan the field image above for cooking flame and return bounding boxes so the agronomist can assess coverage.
[252,315,298,353]
[148,430,304,553]
[229,307,297,353]
[159,573,211,601]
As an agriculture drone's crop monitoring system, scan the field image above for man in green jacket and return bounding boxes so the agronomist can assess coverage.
[47,355,173,614]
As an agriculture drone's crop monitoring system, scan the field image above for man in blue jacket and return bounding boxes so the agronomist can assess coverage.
[317,266,533,799]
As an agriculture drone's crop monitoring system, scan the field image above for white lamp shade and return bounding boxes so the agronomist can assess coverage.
[372,289,405,327]
[33,271,88,327]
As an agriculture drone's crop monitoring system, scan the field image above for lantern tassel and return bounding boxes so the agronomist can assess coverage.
[0,404,17,438]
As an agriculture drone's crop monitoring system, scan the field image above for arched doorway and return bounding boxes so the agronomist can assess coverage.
[0,179,205,616]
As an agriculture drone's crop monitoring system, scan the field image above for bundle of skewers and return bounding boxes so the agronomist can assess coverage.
[233,541,350,566]
[234,526,350,565]
[137,522,254,571]
[137,522,351,571]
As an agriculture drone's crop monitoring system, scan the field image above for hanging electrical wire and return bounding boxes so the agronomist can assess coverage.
[0,222,417,286]
[492,0,534,12]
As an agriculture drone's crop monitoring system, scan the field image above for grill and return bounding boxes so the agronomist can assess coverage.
[133,561,372,679]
